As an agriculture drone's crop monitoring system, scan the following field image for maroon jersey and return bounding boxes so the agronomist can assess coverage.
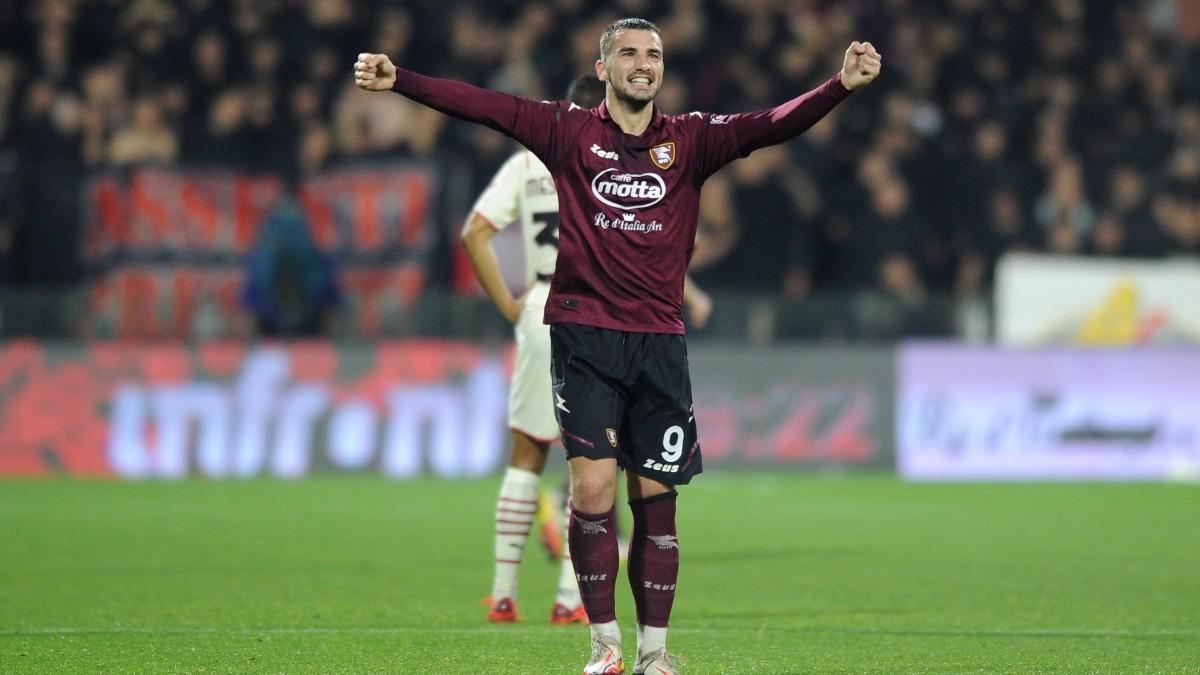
[392,70,851,333]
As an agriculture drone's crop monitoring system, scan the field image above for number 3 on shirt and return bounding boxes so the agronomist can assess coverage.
[533,211,559,250]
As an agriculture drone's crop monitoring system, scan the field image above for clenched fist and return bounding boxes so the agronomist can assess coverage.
[841,41,882,90]
[354,53,397,91]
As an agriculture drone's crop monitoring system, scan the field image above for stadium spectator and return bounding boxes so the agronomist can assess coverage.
[239,190,341,338]
[692,145,811,291]
[109,96,178,166]
[1035,158,1095,241]
[957,184,1040,293]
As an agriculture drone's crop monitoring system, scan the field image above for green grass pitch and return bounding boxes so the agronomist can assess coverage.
[1,476,1198,673]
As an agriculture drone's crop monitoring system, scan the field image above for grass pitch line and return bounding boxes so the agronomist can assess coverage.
[2,626,1197,640]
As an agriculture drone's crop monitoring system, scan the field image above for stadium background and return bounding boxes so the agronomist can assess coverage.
[1,0,1198,477]
[1,0,1199,672]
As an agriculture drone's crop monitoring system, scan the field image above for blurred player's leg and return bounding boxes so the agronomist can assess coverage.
[487,431,548,622]
[537,487,565,559]
[490,283,571,623]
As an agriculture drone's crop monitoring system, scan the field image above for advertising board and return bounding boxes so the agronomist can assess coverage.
[0,342,894,478]
[996,254,1200,346]
[898,343,1200,480]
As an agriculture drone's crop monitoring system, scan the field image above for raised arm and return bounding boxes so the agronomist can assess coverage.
[700,42,881,175]
[726,75,850,156]
[353,53,566,165]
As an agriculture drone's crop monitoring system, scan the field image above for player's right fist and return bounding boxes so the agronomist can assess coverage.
[354,53,397,91]
[841,41,881,90]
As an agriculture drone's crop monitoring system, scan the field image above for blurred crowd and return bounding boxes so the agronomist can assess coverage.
[1,0,1199,307]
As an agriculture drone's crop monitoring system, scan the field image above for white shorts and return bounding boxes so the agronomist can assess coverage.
[508,281,559,442]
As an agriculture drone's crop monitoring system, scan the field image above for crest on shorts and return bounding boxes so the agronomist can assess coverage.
[605,428,619,447]
[649,142,675,170]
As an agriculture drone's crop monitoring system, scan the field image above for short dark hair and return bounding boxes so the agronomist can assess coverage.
[599,18,661,60]
[566,75,606,108]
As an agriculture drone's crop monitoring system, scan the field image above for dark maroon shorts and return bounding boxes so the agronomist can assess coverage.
[549,323,702,485]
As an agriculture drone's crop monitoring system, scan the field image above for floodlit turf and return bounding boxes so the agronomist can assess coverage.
[1,476,1198,674]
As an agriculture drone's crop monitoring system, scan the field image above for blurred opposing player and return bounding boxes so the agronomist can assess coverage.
[356,18,879,674]
[462,75,712,626]
[462,75,604,626]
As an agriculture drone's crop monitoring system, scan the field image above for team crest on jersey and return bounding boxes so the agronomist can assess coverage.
[649,142,676,170]
[606,428,619,447]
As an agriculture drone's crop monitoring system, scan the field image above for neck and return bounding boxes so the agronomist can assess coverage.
[606,93,654,136]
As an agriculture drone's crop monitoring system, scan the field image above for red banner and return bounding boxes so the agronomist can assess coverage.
[82,165,437,338]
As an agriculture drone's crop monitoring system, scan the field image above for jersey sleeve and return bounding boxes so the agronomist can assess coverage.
[696,74,851,178]
[390,68,577,169]
[470,152,525,230]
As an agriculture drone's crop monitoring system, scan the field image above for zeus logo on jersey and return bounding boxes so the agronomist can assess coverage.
[590,169,666,210]
[590,144,618,161]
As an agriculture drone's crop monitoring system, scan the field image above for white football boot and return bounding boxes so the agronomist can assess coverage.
[633,648,682,675]
[582,632,624,674]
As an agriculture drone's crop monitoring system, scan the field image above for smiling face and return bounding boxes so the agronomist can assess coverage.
[596,28,664,109]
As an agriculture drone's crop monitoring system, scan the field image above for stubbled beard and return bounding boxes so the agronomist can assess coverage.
[613,83,655,110]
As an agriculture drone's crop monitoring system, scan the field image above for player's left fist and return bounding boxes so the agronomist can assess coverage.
[841,41,882,90]
[354,53,397,91]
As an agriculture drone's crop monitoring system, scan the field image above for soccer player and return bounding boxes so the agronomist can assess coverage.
[460,74,601,627]
[356,18,880,674]
[463,74,713,627]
